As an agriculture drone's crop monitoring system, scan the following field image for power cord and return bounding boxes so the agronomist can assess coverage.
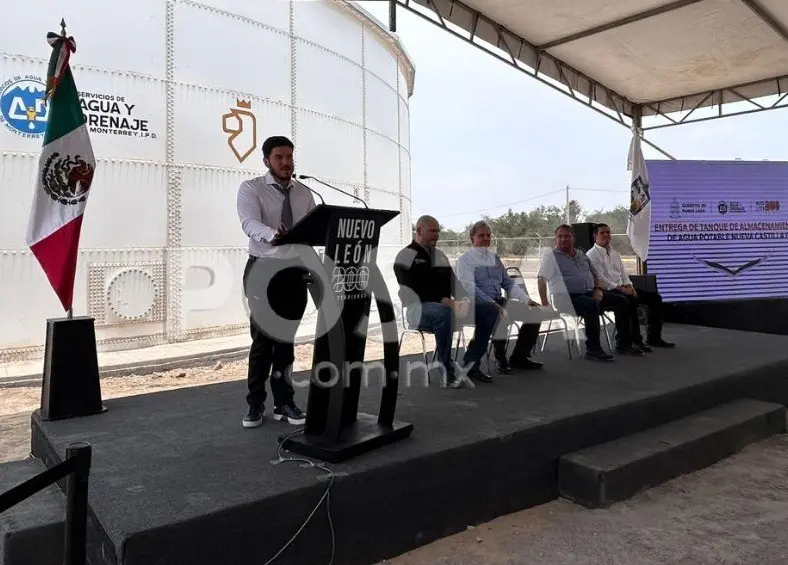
[263,428,336,565]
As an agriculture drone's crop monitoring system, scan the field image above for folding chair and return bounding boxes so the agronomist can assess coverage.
[397,302,466,383]
[505,266,572,359]
[452,322,504,373]
[529,310,573,359]
[540,293,614,356]
[453,269,565,369]
[398,302,436,368]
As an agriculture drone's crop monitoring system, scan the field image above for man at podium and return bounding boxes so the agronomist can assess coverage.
[236,136,316,429]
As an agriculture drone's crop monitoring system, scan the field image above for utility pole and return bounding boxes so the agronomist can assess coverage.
[565,185,570,224]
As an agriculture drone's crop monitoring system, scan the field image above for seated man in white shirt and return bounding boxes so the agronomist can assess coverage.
[585,223,675,350]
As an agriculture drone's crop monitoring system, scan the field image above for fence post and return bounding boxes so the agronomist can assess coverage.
[63,442,92,565]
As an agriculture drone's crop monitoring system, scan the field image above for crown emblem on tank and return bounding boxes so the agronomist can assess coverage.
[222,100,257,163]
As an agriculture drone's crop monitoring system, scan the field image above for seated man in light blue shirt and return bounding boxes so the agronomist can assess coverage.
[455,221,551,374]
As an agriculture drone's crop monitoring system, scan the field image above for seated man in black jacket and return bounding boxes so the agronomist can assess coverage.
[394,215,497,386]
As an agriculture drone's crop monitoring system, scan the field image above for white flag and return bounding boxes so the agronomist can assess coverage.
[626,129,650,261]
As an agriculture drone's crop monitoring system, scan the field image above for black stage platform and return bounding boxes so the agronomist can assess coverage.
[30,324,788,565]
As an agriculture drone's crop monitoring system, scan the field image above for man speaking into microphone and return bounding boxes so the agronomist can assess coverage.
[237,135,316,428]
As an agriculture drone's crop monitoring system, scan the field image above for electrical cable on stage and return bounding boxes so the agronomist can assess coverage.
[263,428,336,565]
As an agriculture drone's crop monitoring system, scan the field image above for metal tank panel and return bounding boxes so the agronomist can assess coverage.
[0,0,414,361]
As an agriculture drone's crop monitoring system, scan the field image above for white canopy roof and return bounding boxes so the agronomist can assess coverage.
[398,0,788,128]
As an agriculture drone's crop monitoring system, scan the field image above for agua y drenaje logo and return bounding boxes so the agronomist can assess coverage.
[0,76,48,137]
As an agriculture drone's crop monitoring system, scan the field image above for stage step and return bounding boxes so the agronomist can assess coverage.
[558,398,786,509]
[0,458,65,565]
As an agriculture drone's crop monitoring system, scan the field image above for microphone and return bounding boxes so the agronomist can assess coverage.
[291,173,325,205]
[298,174,368,208]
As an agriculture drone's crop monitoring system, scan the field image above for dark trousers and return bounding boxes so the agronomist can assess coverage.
[463,301,499,369]
[243,256,308,408]
[406,302,456,376]
[406,300,498,375]
[610,288,664,343]
[569,290,632,352]
[491,299,544,361]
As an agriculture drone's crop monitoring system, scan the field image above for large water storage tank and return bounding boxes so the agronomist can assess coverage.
[0,0,414,361]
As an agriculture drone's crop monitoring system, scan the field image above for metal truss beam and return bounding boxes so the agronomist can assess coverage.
[395,0,788,132]
[396,0,676,160]
[397,0,633,130]
[739,0,788,43]
[643,78,788,130]
[538,0,704,50]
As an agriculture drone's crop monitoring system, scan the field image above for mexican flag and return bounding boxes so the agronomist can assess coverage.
[25,27,95,313]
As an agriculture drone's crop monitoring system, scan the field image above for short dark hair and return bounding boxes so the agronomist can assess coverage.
[262,136,294,158]
[555,224,573,234]
[593,223,610,234]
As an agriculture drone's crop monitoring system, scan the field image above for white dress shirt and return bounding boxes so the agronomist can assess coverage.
[585,243,632,290]
[236,171,316,259]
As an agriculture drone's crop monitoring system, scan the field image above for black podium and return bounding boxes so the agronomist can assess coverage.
[273,204,413,462]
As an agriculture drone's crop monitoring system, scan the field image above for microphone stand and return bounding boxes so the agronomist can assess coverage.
[298,174,368,208]
[292,173,325,205]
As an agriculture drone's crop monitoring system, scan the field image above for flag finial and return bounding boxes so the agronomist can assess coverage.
[45,20,76,100]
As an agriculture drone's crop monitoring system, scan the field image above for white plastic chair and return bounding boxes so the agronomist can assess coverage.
[398,302,468,383]
[504,267,572,359]
[540,293,614,356]
[398,302,438,367]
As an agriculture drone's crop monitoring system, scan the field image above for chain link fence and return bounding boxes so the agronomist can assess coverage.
[436,234,637,297]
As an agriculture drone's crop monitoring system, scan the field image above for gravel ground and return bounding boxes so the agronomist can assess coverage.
[0,335,430,462]
[2,333,788,565]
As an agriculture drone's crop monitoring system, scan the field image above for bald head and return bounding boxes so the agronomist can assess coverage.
[415,215,440,248]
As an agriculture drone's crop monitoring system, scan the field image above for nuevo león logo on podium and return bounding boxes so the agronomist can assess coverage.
[331,266,370,294]
[0,76,48,138]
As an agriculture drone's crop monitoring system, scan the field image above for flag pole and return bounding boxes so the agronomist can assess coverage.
[62,18,72,320]
[34,18,105,420]
[633,107,644,275]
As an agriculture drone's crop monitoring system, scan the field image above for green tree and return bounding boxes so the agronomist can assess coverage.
[429,200,590,257]
[416,199,639,259]
[585,205,633,255]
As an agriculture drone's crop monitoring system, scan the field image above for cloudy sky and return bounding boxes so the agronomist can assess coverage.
[355,1,786,231]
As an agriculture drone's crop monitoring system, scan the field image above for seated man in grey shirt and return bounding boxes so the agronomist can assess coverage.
[237,135,316,428]
[537,224,644,361]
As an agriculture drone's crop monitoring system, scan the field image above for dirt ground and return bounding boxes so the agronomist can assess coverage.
[381,432,788,565]
[3,334,788,564]
[0,334,431,462]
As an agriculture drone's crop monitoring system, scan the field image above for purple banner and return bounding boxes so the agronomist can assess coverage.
[646,160,788,303]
